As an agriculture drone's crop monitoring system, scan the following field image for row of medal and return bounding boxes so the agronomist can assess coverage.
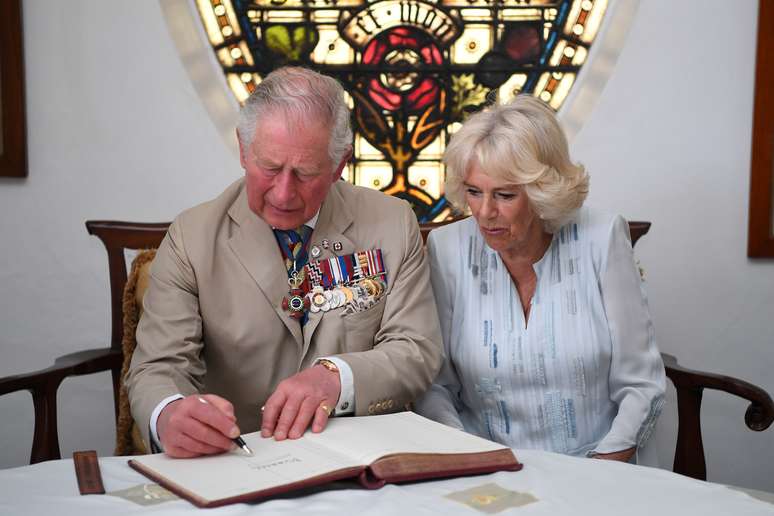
[306,276,387,315]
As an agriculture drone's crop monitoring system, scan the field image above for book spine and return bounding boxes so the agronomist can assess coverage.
[357,467,387,490]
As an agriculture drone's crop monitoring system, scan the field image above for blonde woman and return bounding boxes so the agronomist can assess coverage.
[416,96,665,461]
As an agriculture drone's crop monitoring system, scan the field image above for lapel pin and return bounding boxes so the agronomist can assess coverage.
[333,241,343,252]
[322,239,330,249]
[310,245,321,258]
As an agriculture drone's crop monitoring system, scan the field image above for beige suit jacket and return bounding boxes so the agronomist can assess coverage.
[126,178,442,447]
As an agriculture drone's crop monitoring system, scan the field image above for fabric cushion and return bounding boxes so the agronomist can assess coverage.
[115,249,156,455]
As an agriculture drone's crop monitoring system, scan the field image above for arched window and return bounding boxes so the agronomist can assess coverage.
[195,0,607,221]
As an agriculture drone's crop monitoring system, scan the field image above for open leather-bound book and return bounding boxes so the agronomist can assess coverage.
[129,411,522,508]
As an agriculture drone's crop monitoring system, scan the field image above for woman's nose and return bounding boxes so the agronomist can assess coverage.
[479,196,497,219]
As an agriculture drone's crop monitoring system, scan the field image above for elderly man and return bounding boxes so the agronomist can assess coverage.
[126,67,442,458]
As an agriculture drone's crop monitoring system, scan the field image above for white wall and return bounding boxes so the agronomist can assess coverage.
[1,0,772,492]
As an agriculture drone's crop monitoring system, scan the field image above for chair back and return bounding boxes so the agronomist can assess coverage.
[85,221,170,437]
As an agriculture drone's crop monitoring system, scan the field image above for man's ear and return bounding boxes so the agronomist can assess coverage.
[237,129,247,169]
[332,148,353,180]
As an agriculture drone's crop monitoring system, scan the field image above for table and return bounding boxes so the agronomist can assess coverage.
[0,449,771,515]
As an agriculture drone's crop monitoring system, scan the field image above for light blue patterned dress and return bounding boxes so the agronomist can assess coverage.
[416,207,665,456]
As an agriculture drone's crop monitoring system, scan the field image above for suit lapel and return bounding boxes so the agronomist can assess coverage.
[227,189,303,348]
[302,182,355,353]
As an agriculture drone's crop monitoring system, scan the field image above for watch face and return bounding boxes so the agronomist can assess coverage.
[195,1,609,222]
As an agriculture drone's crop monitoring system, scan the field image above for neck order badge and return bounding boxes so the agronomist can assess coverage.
[276,226,313,320]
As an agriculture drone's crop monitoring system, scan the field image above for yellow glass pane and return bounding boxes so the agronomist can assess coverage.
[313,26,354,65]
[548,40,567,66]
[355,135,384,161]
[580,0,607,43]
[354,162,394,191]
[310,10,339,23]
[547,74,575,109]
[459,9,492,21]
[408,163,443,200]
[501,8,542,21]
[227,74,251,103]
[417,133,444,160]
[264,9,304,22]
[252,0,362,5]
[451,26,492,64]
[565,0,583,34]
[217,48,234,67]
[498,74,528,103]
[196,0,224,45]
[533,71,551,98]
[222,1,242,37]
[238,42,254,65]
[572,45,588,66]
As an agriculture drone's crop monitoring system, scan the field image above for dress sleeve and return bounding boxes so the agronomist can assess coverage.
[592,215,666,455]
[414,230,466,430]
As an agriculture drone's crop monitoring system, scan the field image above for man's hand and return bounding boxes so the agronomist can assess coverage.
[592,447,636,462]
[261,364,341,440]
[157,394,240,458]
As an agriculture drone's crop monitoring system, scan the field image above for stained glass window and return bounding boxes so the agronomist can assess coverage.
[195,0,607,221]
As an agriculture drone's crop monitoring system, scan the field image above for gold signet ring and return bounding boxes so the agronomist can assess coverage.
[319,403,333,416]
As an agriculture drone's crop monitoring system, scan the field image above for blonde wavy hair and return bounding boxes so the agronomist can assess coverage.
[444,95,589,233]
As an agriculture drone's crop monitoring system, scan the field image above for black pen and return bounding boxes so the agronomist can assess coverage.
[197,397,253,455]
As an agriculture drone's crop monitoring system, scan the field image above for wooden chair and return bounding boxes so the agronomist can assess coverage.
[0,219,771,483]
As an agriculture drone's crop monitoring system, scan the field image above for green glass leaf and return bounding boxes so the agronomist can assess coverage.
[265,25,318,61]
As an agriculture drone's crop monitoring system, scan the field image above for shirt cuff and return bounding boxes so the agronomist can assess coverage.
[150,393,184,451]
[316,356,354,415]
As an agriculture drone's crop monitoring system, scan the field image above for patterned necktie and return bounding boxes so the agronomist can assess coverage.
[275,225,313,280]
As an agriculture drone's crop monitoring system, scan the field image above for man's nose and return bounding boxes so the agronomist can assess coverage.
[273,170,298,204]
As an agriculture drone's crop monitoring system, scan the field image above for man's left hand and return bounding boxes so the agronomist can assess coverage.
[261,364,341,440]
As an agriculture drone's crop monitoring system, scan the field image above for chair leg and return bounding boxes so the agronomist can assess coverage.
[30,379,62,464]
[111,366,121,422]
[673,386,707,480]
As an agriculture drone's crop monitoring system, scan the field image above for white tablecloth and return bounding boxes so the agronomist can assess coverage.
[0,449,771,515]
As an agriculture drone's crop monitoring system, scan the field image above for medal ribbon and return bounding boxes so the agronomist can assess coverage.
[305,249,386,289]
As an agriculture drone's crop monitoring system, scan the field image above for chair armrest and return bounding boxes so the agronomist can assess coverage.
[661,353,774,431]
[661,352,774,481]
[0,348,122,463]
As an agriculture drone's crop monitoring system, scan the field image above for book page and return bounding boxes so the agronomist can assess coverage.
[307,412,509,464]
[130,432,361,503]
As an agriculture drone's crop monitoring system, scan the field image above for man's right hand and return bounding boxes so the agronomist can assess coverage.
[157,394,240,458]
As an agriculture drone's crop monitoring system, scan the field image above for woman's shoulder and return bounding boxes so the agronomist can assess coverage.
[562,206,626,245]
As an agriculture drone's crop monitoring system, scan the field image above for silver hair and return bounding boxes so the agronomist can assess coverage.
[237,67,353,165]
[443,95,589,233]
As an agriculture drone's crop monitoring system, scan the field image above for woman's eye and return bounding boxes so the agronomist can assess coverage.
[495,192,516,200]
[466,188,481,196]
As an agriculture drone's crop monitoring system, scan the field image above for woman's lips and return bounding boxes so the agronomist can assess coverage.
[481,227,507,236]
